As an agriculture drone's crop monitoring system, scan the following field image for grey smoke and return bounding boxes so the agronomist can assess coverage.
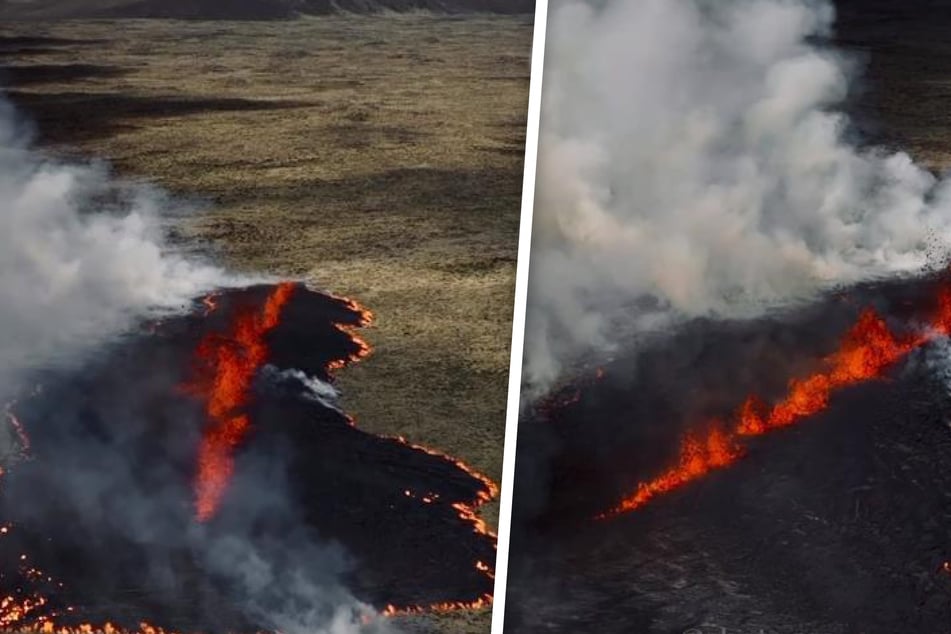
[0,95,226,395]
[0,93,390,633]
[524,0,951,394]
[264,365,343,413]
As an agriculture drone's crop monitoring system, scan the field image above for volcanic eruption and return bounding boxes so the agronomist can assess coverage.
[505,0,951,632]
[0,282,499,634]
[0,84,498,632]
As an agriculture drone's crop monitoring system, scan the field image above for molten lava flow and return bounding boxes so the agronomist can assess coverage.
[391,435,499,558]
[382,594,493,617]
[601,287,951,520]
[183,283,296,522]
[475,560,494,580]
[737,310,917,435]
[391,436,499,505]
[598,425,743,517]
[382,439,499,615]
[16,621,181,634]
[326,295,374,372]
[324,293,499,559]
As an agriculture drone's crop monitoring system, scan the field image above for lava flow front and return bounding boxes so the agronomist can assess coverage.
[600,284,951,519]
[0,282,498,632]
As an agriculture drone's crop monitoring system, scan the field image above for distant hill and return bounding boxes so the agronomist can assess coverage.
[0,0,534,19]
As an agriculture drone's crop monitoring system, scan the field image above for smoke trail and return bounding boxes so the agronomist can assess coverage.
[263,366,343,413]
[0,94,227,393]
[525,0,951,394]
[0,94,388,633]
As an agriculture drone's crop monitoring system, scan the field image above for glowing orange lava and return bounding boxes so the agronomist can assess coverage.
[737,310,917,435]
[385,438,499,614]
[382,593,492,617]
[601,285,951,520]
[598,424,743,517]
[183,283,295,522]
[0,284,493,624]
[18,621,180,634]
[326,295,374,372]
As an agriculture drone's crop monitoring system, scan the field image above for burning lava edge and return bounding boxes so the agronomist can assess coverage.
[0,282,501,632]
[595,283,951,520]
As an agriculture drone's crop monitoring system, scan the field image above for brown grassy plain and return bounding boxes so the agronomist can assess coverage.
[0,14,531,632]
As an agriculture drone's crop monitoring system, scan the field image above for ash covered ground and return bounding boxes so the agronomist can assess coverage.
[507,275,951,633]
[0,283,496,631]
[505,1,951,632]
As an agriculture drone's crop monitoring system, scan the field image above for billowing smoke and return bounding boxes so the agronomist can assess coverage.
[0,93,390,633]
[525,0,951,394]
[0,94,226,394]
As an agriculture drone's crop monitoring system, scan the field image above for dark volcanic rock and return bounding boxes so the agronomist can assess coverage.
[506,275,951,634]
[0,283,496,632]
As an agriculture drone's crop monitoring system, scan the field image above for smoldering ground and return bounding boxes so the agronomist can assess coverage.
[508,1,951,630]
[0,94,384,633]
[1,285,496,631]
[505,274,951,634]
[0,96,496,632]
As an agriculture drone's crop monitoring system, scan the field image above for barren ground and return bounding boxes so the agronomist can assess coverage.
[1,14,532,633]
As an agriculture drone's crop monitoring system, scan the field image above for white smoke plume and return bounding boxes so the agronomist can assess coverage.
[263,366,344,413]
[525,0,951,394]
[0,93,393,632]
[0,95,227,392]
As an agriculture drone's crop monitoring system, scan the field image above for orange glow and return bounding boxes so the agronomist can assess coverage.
[381,555,497,615]
[14,622,181,634]
[0,284,497,630]
[475,560,495,580]
[183,283,296,522]
[0,595,48,627]
[326,295,374,372]
[931,286,951,335]
[737,310,915,435]
[387,438,499,607]
[388,435,498,507]
[602,285,951,520]
[599,425,743,518]
[382,593,492,617]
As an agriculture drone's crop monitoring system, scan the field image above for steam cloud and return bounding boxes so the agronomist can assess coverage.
[0,93,388,633]
[0,95,226,393]
[525,0,951,393]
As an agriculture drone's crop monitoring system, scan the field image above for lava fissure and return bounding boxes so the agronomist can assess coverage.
[600,286,951,519]
[0,282,499,627]
[183,282,296,522]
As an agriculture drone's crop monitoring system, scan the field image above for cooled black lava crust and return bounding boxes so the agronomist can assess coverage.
[0,284,495,632]
[506,275,951,634]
